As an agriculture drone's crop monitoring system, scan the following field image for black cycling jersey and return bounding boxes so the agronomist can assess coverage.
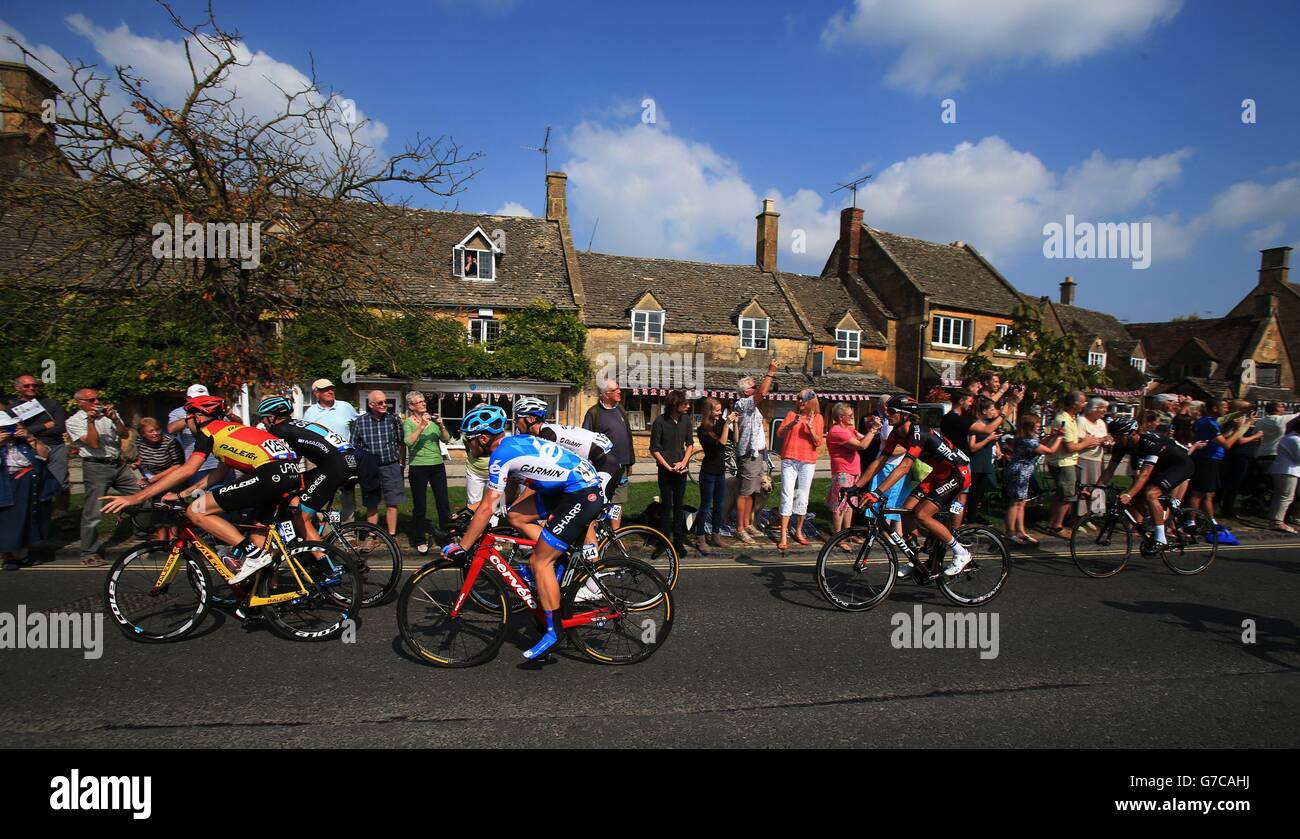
[883,422,970,468]
[1116,431,1190,471]
[266,420,353,464]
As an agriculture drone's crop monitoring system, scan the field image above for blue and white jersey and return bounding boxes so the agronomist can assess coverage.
[487,434,601,495]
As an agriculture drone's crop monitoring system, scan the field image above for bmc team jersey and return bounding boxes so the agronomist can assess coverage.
[884,422,971,468]
[266,420,353,461]
[192,420,298,473]
[487,434,601,495]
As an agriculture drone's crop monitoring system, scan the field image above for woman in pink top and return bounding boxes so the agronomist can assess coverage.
[825,402,876,548]
[777,389,824,550]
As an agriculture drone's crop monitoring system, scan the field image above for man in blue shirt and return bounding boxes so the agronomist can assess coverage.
[1189,398,1250,527]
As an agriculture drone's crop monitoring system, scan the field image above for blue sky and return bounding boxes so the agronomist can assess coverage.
[4,0,1299,322]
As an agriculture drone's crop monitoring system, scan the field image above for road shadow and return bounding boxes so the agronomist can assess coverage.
[1218,552,1300,574]
[732,551,840,612]
[1102,599,1300,672]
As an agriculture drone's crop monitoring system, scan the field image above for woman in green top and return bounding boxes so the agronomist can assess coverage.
[403,391,451,554]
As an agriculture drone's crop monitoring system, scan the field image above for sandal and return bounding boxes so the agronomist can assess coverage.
[1020,533,1040,545]
[80,555,105,567]
[777,540,788,551]
[1270,522,1297,534]
[1009,534,1031,546]
[795,534,811,546]
[839,541,854,552]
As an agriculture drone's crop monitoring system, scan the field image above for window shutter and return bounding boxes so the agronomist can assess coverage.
[453,247,464,277]
[480,250,494,280]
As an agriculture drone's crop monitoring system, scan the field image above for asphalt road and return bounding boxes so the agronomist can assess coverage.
[1,541,1297,748]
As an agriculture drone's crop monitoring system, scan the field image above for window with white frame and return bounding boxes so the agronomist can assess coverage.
[836,328,861,361]
[1088,351,1106,367]
[1130,357,1146,373]
[632,309,664,344]
[454,246,494,280]
[740,316,769,349]
[931,315,973,349]
[467,318,500,351]
[994,324,1027,356]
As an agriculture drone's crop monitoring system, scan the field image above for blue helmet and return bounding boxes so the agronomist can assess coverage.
[256,395,294,417]
[462,405,508,436]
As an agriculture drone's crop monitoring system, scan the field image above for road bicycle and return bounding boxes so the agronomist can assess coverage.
[1069,484,1218,577]
[104,500,361,642]
[313,502,403,607]
[815,489,1010,612]
[397,518,674,667]
[436,504,680,592]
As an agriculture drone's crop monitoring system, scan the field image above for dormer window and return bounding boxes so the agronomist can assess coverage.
[1130,357,1146,373]
[1088,351,1106,367]
[453,227,500,281]
[632,310,664,344]
[836,329,861,362]
[740,317,769,349]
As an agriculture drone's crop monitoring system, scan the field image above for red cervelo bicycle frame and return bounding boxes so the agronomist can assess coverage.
[450,532,623,629]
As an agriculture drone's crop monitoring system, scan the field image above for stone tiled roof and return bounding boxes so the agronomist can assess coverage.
[778,273,888,348]
[866,227,1025,315]
[1127,317,1259,375]
[343,205,577,309]
[577,252,808,339]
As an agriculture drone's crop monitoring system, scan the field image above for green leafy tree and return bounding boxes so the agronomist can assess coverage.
[962,303,1109,409]
[493,302,591,385]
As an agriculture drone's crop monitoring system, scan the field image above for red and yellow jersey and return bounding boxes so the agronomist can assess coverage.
[192,420,298,473]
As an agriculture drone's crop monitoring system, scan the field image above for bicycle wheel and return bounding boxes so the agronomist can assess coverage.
[1070,512,1132,578]
[1162,509,1218,575]
[328,522,402,607]
[104,541,211,643]
[938,526,1010,607]
[598,523,679,591]
[562,558,673,665]
[814,526,897,612]
[398,559,510,667]
[255,542,361,641]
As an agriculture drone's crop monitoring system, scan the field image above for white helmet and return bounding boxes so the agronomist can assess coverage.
[513,396,548,418]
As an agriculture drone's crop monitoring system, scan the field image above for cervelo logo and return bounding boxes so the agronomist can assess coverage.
[50,769,151,819]
[489,553,536,609]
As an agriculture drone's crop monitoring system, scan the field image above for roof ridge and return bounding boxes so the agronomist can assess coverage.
[583,250,820,278]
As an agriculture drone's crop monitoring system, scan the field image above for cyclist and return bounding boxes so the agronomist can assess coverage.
[101,395,302,584]
[849,393,973,576]
[442,405,604,661]
[254,395,358,543]
[1092,414,1195,548]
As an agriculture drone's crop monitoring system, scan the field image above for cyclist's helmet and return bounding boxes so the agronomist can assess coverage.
[885,393,920,416]
[255,395,294,417]
[184,395,227,417]
[512,396,549,419]
[461,405,508,436]
[1108,415,1139,438]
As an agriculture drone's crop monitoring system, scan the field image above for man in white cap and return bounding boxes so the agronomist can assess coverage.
[167,384,220,487]
[303,377,361,521]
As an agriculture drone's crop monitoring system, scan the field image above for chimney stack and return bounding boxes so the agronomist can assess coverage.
[1259,246,1292,288]
[756,198,779,273]
[545,171,568,222]
[838,206,864,278]
[1060,276,1077,306]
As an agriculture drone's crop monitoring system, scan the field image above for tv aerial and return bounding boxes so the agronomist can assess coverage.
[521,126,552,174]
[832,174,872,208]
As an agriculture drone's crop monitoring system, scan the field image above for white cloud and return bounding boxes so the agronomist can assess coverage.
[560,120,1194,273]
[822,0,1183,93]
[494,201,534,217]
[1246,221,1287,250]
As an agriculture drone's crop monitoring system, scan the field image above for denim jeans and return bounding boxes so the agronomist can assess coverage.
[696,471,726,535]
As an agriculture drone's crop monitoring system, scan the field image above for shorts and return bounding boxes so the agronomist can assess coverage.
[1190,458,1220,493]
[870,460,911,522]
[598,463,624,502]
[609,471,629,504]
[362,461,405,508]
[1049,463,1079,500]
[537,488,605,552]
[827,471,859,514]
[911,462,971,509]
[1003,461,1035,502]
[1150,457,1195,494]
[738,453,765,496]
[466,471,487,505]
[210,461,302,521]
[299,454,357,514]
